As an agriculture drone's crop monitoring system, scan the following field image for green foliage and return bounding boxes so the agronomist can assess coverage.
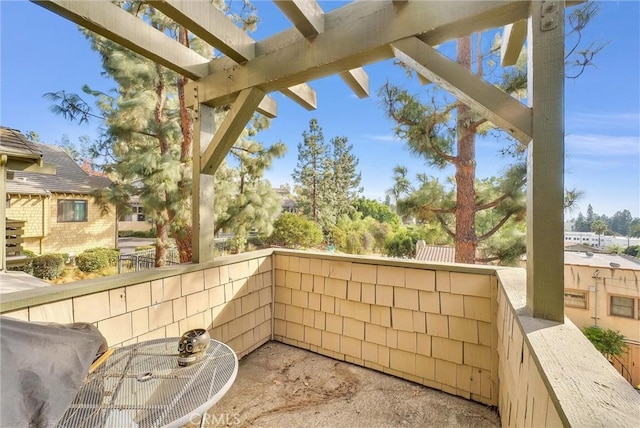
[213,125,287,247]
[135,245,155,252]
[76,253,107,273]
[479,223,526,266]
[605,244,624,254]
[270,213,323,249]
[32,254,65,280]
[23,249,37,258]
[583,326,627,359]
[292,119,362,232]
[328,215,392,255]
[384,229,418,259]
[623,245,639,257]
[48,2,267,263]
[77,248,119,272]
[118,230,156,238]
[384,225,438,259]
[590,219,608,235]
[353,197,401,229]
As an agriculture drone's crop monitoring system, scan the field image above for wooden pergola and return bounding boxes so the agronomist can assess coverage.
[31,0,566,322]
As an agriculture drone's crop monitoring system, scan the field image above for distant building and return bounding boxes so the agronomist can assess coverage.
[118,193,152,232]
[564,231,640,250]
[3,127,117,256]
[563,251,640,386]
[274,184,297,214]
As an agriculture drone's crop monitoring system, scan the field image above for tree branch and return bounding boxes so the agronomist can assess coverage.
[476,191,512,212]
[474,256,501,263]
[477,211,515,241]
[436,214,455,239]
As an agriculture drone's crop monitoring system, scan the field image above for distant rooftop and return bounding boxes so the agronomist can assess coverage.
[564,251,640,270]
[0,126,43,162]
[3,128,111,195]
[415,244,456,263]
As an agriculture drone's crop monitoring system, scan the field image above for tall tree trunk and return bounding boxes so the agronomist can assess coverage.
[154,64,169,267]
[171,25,194,263]
[454,36,478,264]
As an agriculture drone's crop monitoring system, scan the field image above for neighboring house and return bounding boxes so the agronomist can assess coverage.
[118,194,153,233]
[274,184,297,214]
[563,251,640,387]
[3,127,117,256]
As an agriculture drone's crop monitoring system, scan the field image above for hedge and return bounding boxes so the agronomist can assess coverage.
[32,254,65,280]
[76,248,120,272]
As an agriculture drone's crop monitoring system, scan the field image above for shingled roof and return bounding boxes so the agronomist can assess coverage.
[415,244,456,264]
[0,126,43,162]
[3,128,111,195]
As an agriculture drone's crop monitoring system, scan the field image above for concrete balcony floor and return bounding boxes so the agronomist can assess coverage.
[195,342,500,427]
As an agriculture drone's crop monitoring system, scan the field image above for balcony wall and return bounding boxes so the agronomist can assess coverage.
[271,250,498,406]
[0,249,274,359]
[2,249,639,427]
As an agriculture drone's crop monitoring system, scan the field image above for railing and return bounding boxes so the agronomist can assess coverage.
[118,248,178,274]
[611,354,634,385]
[5,219,25,257]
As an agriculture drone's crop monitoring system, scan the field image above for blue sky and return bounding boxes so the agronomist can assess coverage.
[1,1,638,218]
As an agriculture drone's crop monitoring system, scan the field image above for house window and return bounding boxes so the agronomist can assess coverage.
[136,206,145,222]
[57,200,88,222]
[564,290,587,309]
[610,295,634,319]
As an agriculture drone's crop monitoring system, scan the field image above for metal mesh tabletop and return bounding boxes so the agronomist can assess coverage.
[56,338,238,428]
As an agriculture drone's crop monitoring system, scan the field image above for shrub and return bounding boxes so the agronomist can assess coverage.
[583,326,627,359]
[134,245,156,252]
[23,249,37,258]
[77,248,120,272]
[76,252,109,272]
[32,254,65,280]
[384,228,421,258]
[84,248,119,266]
[118,230,156,238]
[270,213,323,249]
[623,245,639,257]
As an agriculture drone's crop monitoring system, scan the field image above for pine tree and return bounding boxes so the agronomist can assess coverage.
[213,116,286,251]
[292,119,331,228]
[380,4,603,264]
[329,135,362,218]
[292,119,362,232]
[45,1,279,265]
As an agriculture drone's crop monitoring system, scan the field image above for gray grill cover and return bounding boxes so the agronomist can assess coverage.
[0,317,107,428]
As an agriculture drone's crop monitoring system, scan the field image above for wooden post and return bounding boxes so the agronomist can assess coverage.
[526,1,565,322]
[192,103,216,263]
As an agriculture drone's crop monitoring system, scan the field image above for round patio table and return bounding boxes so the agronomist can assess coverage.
[55,338,238,428]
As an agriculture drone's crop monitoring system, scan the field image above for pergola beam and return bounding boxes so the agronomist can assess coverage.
[274,0,324,37]
[151,0,255,63]
[200,88,265,175]
[501,19,527,67]
[339,68,370,99]
[391,37,532,144]
[280,84,318,111]
[32,0,209,80]
[256,97,278,119]
[187,1,531,107]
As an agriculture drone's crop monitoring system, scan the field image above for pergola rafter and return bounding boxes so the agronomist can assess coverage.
[390,37,532,144]
[27,0,567,322]
[186,0,531,108]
